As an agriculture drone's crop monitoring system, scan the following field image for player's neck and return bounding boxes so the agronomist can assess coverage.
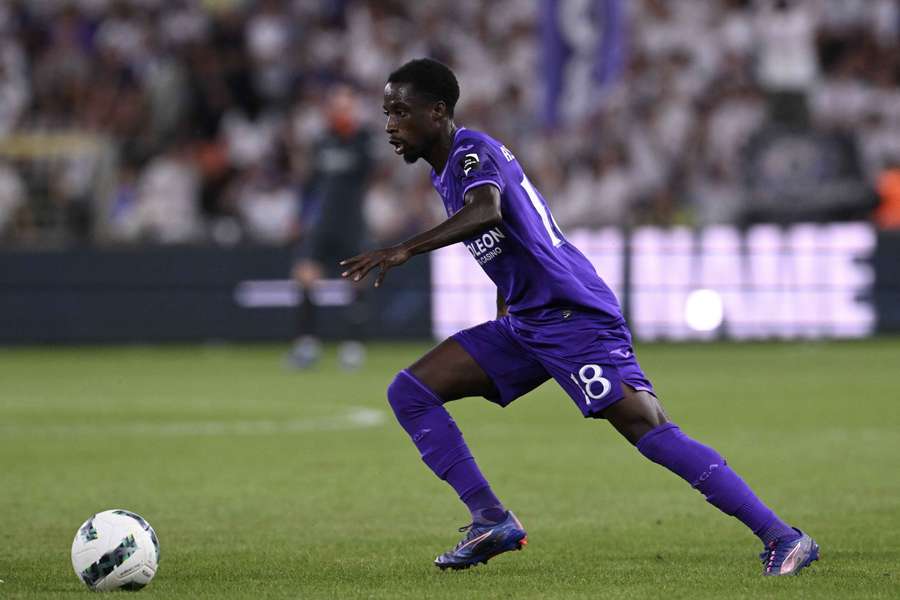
[425,121,458,174]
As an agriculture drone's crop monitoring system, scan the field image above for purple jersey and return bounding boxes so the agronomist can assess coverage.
[430,128,624,325]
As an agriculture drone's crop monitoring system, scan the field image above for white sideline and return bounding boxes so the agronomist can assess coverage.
[0,407,385,437]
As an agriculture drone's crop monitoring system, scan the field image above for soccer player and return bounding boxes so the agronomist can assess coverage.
[340,58,819,575]
[289,84,372,370]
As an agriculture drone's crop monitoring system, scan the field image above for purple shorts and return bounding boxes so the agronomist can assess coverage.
[452,311,654,418]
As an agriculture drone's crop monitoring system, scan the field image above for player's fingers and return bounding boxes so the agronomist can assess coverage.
[341,257,370,278]
[374,262,389,288]
[339,254,365,271]
[349,260,377,282]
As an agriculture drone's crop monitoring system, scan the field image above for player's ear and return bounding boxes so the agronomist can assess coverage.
[431,100,448,121]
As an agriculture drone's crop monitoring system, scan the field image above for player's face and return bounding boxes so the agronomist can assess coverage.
[383,82,441,164]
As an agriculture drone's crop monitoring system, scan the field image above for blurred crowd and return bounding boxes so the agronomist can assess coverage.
[0,0,899,246]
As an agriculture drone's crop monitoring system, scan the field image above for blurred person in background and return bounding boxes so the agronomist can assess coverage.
[555,146,633,230]
[0,25,29,139]
[109,137,202,243]
[231,161,299,245]
[0,159,26,240]
[363,166,437,245]
[875,158,900,229]
[754,0,820,123]
[287,83,373,370]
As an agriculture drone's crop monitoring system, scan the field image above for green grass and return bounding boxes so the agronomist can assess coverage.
[1,339,899,599]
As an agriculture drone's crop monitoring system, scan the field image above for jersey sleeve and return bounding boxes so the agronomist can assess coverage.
[453,141,505,197]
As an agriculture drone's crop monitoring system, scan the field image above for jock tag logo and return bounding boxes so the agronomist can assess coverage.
[465,227,505,265]
[461,152,480,176]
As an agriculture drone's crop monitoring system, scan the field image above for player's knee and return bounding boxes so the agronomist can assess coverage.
[386,370,441,421]
[386,371,407,415]
[604,388,670,445]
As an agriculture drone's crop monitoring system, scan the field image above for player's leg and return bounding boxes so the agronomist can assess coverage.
[596,384,668,444]
[406,338,509,518]
[335,239,368,370]
[388,337,509,523]
[387,322,546,568]
[529,315,818,575]
[407,337,499,401]
[287,259,324,368]
[394,321,548,515]
[336,280,367,370]
[602,385,818,575]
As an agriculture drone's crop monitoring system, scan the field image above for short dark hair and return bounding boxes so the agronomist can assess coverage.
[387,58,460,117]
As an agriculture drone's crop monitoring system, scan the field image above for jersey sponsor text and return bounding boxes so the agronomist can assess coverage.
[465,227,505,265]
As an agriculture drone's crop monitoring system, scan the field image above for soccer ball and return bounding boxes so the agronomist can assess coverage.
[71,510,160,591]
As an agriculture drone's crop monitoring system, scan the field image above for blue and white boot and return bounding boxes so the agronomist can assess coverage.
[434,511,527,570]
[760,528,819,576]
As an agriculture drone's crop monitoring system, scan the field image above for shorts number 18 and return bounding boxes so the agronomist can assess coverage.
[569,364,611,405]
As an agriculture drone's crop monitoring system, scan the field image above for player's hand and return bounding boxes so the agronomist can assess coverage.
[340,245,411,288]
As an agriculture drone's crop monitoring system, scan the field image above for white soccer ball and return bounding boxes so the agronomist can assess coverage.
[71,510,160,591]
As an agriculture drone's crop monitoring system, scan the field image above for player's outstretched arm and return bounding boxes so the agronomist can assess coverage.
[341,184,501,287]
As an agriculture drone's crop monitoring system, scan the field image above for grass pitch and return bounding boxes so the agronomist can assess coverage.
[1,339,899,599]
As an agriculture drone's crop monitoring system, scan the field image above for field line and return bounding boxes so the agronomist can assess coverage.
[0,406,385,437]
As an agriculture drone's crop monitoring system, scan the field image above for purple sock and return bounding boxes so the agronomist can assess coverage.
[387,370,504,522]
[449,467,506,524]
[637,423,797,545]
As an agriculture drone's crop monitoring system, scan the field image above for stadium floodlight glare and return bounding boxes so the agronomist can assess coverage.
[684,289,724,332]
